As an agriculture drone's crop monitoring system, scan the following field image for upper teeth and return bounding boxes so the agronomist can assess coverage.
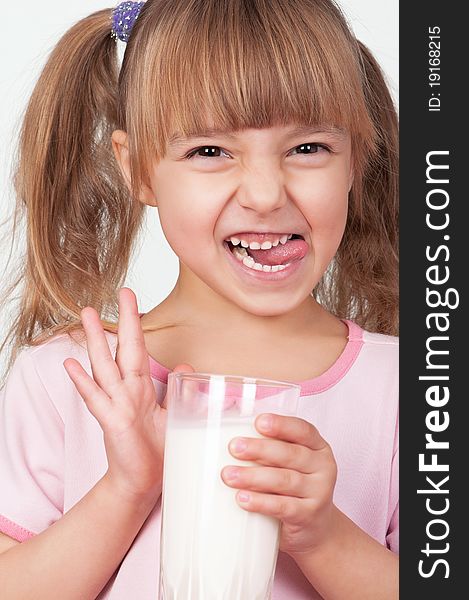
[229,234,293,249]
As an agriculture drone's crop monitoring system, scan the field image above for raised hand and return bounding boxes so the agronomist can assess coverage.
[63,287,193,508]
[221,413,338,557]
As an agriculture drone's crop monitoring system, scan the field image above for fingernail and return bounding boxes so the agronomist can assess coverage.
[231,438,247,453]
[238,492,250,503]
[257,414,273,431]
[224,467,240,481]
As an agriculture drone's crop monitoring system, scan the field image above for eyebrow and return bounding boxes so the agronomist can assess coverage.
[168,124,347,148]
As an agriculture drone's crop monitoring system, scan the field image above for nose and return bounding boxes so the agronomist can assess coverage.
[236,164,287,216]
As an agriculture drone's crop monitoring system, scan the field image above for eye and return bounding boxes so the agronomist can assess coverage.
[183,142,332,161]
[289,143,331,156]
[185,146,230,160]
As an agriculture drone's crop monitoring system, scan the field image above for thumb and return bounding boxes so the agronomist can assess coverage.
[161,363,195,409]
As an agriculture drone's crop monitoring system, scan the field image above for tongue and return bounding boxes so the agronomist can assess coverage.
[247,239,308,266]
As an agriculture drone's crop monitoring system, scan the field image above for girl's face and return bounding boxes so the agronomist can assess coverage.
[120,123,353,317]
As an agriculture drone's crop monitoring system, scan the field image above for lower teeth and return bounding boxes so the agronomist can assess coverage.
[230,245,290,272]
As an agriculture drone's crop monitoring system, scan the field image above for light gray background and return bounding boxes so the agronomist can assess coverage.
[0,1,398,370]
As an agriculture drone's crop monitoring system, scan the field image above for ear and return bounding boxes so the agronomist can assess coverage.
[111,130,157,207]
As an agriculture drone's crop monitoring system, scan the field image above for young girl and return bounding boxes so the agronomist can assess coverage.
[0,0,398,598]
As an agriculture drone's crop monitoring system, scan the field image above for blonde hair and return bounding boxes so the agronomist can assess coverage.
[0,0,398,386]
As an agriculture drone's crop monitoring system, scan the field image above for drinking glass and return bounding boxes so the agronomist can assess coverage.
[158,371,300,600]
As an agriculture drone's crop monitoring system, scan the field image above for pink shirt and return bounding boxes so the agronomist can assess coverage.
[0,319,398,598]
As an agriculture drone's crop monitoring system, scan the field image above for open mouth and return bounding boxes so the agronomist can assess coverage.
[224,233,307,273]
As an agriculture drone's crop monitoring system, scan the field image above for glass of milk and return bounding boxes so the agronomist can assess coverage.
[159,372,300,600]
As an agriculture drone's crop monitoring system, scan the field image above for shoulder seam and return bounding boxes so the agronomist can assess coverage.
[28,330,117,358]
[362,332,399,346]
[22,351,65,426]
[27,333,71,356]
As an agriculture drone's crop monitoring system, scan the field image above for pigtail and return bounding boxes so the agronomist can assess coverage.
[0,9,145,386]
[315,40,399,337]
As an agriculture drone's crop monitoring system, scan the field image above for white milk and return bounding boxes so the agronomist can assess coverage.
[160,416,280,600]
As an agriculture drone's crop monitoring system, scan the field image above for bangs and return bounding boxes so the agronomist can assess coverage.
[121,0,378,193]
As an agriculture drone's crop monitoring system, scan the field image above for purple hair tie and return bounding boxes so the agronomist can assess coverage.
[111,1,145,43]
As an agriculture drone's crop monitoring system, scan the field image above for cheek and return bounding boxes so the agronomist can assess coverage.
[316,192,348,236]
[313,201,348,264]
[152,165,230,245]
[153,185,221,257]
[299,172,349,234]
[294,171,349,268]
[159,202,204,252]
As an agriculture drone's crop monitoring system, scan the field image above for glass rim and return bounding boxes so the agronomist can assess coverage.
[168,371,301,391]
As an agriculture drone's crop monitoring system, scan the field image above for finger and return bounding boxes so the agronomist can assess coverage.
[228,437,315,474]
[63,358,111,425]
[255,414,329,452]
[221,465,311,498]
[161,363,195,409]
[234,489,305,525]
[81,306,122,393]
[115,287,150,379]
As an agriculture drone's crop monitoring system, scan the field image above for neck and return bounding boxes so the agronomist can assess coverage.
[148,262,334,340]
